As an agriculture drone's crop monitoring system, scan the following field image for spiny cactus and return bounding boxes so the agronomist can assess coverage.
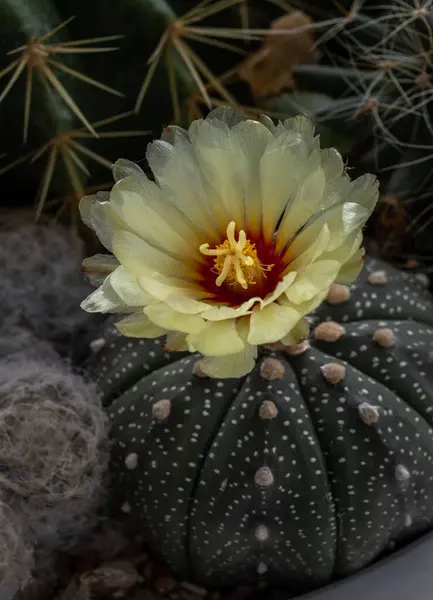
[87,256,433,592]
[0,343,109,581]
[265,0,433,267]
[0,0,277,220]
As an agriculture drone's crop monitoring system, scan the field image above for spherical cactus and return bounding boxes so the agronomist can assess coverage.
[0,222,102,359]
[88,256,433,593]
[0,500,34,588]
[0,351,109,567]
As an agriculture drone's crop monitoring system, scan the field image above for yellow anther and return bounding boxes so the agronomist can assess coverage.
[199,221,272,289]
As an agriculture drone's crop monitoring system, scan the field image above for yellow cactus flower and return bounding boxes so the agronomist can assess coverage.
[80,107,379,378]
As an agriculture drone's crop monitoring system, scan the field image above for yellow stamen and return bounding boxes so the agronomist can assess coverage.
[199,221,273,290]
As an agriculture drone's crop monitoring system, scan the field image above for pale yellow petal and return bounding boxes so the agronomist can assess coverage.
[80,278,129,314]
[260,132,306,242]
[146,137,217,240]
[198,297,260,322]
[275,165,326,248]
[82,253,119,287]
[110,175,200,258]
[284,260,341,305]
[335,248,365,284]
[320,147,345,183]
[283,115,316,147]
[283,225,330,272]
[196,272,297,322]
[79,194,126,252]
[279,288,329,317]
[187,319,244,356]
[160,125,189,144]
[231,120,274,237]
[112,230,195,279]
[283,218,330,264]
[206,107,247,127]
[331,202,370,252]
[321,230,362,265]
[109,266,155,306]
[281,317,310,346]
[165,331,189,351]
[115,313,167,338]
[247,302,301,345]
[112,158,145,183]
[199,345,258,379]
[157,293,212,315]
[137,274,210,314]
[189,119,246,228]
[346,173,379,211]
[258,113,277,134]
[143,303,205,334]
[260,271,298,308]
[284,202,369,261]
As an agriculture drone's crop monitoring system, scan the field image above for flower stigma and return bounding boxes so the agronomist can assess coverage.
[199,221,274,290]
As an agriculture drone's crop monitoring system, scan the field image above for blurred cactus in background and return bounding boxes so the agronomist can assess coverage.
[0,0,271,223]
[261,0,433,271]
[1,0,433,275]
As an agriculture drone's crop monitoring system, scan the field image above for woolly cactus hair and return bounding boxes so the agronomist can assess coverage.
[0,501,33,589]
[0,357,109,560]
[89,256,433,592]
[0,326,59,363]
[0,222,102,359]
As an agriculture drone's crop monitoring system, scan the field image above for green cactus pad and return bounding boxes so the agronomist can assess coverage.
[88,257,433,592]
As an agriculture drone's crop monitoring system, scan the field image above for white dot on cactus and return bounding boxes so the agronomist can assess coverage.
[121,501,132,513]
[284,340,310,356]
[395,464,410,483]
[320,363,346,384]
[405,514,413,527]
[259,400,278,420]
[358,403,380,425]
[326,283,351,304]
[254,466,274,487]
[373,328,396,348]
[89,337,106,354]
[152,399,172,422]
[368,270,389,285]
[257,562,268,575]
[260,358,285,380]
[314,322,345,343]
[415,273,429,287]
[255,524,270,541]
[125,453,138,470]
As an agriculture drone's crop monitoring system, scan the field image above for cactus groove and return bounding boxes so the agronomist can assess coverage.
[89,257,433,592]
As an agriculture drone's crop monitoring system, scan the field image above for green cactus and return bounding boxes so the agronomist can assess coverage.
[87,256,433,592]
[264,0,433,267]
[0,0,251,220]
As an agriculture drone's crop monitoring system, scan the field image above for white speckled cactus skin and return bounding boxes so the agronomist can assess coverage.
[88,257,433,593]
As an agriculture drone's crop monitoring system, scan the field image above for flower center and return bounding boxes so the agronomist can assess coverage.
[199,221,274,290]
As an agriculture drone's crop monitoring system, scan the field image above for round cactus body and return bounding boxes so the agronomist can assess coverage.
[89,257,433,592]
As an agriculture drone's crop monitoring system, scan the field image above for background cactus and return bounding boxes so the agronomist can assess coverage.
[2,0,433,275]
[0,337,109,586]
[0,220,110,589]
[0,218,103,360]
[0,0,265,221]
[87,256,433,592]
[266,0,433,269]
